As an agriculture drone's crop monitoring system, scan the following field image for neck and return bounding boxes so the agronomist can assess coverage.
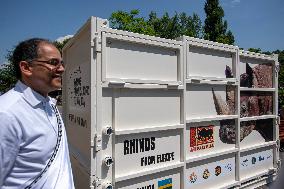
[20,79,49,97]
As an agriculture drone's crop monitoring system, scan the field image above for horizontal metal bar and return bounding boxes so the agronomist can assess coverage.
[218,181,241,189]
[101,27,183,46]
[240,169,277,186]
[240,141,276,153]
[104,78,182,86]
[240,87,276,92]
[240,115,277,122]
[102,82,184,89]
[186,148,238,163]
[115,124,184,136]
[187,76,237,82]
[186,115,238,123]
[240,50,276,61]
[182,36,238,52]
[115,162,184,182]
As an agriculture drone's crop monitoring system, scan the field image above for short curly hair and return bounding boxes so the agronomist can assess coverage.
[12,38,54,79]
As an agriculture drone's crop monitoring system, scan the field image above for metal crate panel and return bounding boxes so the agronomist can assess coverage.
[186,121,236,159]
[115,168,181,189]
[186,155,236,189]
[102,31,182,84]
[109,88,182,131]
[115,130,181,178]
[240,147,274,180]
[186,84,236,119]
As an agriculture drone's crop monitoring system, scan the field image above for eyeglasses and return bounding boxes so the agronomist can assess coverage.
[28,58,64,68]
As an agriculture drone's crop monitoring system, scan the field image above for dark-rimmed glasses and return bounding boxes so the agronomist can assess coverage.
[28,58,64,68]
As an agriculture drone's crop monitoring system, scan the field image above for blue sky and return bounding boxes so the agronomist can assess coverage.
[0,0,283,65]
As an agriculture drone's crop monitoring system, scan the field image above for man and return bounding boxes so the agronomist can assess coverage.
[0,38,75,188]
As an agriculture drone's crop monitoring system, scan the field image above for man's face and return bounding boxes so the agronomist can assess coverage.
[29,43,64,96]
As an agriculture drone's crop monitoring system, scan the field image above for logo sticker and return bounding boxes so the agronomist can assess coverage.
[190,125,214,152]
[189,172,197,183]
[241,159,248,167]
[215,166,222,176]
[158,178,172,189]
[252,157,257,164]
[203,169,210,179]
[259,156,265,161]
[225,163,232,171]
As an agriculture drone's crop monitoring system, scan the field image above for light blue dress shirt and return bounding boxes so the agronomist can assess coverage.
[0,81,74,188]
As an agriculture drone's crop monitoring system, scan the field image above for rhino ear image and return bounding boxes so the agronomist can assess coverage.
[219,119,236,144]
[240,63,253,87]
[246,63,254,86]
[255,119,273,141]
[225,65,233,78]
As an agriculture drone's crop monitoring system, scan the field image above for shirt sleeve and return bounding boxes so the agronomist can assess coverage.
[0,112,21,187]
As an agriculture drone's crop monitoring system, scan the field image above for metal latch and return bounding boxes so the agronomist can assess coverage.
[93,34,101,52]
[276,139,280,148]
[167,82,180,88]
[227,80,236,85]
[92,134,102,152]
[190,78,201,83]
[92,176,101,189]
[277,116,280,125]
[275,65,280,77]
[108,80,126,87]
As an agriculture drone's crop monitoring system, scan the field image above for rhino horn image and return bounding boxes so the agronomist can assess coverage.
[212,87,237,144]
[212,88,231,115]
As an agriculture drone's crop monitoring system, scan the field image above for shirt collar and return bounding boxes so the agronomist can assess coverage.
[15,80,53,107]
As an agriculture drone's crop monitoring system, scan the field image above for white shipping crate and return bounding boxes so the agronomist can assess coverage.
[62,17,280,189]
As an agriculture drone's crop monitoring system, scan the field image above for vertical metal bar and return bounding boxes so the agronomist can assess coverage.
[235,48,241,183]
[181,36,187,189]
[273,54,280,169]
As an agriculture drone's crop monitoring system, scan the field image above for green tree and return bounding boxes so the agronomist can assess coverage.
[204,0,234,44]
[247,48,262,53]
[109,9,155,36]
[274,50,284,108]
[110,10,203,39]
[0,51,17,94]
[54,37,72,53]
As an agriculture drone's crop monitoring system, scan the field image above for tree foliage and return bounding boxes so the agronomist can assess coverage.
[110,10,203,39]
[247,48,262,53]
[54,37,71,53]
[0,51,17,94]
[204,0,234,45]
[274,50,284,108]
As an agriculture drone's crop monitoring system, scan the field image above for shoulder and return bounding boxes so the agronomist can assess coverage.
[0,111,22,148]
[0,88,24,141]
[0,87,22,113]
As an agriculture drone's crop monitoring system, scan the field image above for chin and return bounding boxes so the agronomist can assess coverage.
[52,78,62,88]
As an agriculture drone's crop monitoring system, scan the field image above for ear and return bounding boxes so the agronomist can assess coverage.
[19,61,32,77]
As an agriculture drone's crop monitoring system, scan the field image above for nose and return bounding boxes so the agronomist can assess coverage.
[56,63,65,72]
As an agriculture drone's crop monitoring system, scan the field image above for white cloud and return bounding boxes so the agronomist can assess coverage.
[55,35,73,43]
[231,0,240,4]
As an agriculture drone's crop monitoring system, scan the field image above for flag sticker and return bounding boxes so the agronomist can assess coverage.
[158,178,172,189]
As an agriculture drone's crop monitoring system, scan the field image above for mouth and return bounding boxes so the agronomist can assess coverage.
[52,75,62,79]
